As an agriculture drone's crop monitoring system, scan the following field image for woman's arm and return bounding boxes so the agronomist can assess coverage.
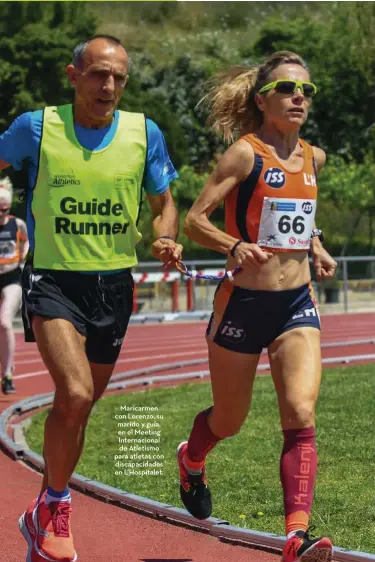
[184,140,273,268]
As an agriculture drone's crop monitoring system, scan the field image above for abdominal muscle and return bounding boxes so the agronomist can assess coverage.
[226,250,311,291]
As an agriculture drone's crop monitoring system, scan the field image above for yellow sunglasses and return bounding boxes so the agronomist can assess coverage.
[258,79,318,98]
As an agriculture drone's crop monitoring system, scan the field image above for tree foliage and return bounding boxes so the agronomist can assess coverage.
[2,2,375,258]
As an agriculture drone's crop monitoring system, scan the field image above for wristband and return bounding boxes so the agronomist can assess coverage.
[156,235,174,241]
[230,240,243,257]
[311,229,324,243]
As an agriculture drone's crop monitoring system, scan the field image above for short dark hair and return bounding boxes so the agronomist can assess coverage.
[72,34,129,70]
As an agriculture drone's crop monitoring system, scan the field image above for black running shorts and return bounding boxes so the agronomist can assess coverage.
[206,280,320,354]
[22,262,134,364]
[0,267,22,291]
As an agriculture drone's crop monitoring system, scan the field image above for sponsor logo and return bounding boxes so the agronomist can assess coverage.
[270,201,296,212]
[50,174,81,187]
[292,307,317,320]
[219,321,246,343]
[162,163,172,176]
[267,234,277,242]
[297,238,309,246]
[302,201,313,214]
[114,175,135,189]
[303,173,316,187]
[113,337,125,347]
[289,237,296,245]
[294,442,315,506]
[264,168,286,188]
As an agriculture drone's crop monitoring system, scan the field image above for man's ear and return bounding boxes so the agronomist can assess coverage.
[66,64,77,87]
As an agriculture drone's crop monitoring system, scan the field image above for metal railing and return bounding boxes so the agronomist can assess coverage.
[132,256,375,315]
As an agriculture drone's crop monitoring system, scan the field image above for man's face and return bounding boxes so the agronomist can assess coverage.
[67,39,129,126]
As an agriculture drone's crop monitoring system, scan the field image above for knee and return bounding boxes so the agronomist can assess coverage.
[53,385,94,426]
[283,400,315,428]
[0,319,12,332]
[210,410,246,439]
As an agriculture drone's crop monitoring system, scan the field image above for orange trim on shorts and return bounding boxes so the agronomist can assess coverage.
[206,280,234,341]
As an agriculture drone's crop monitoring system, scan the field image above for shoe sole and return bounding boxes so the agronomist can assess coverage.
[300,547,333,562]
[176,441,188,458]
[18,513,34,562]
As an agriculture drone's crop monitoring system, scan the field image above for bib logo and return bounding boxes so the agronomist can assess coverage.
[264,168,286,188]
[302,201,313,214]
[50,174,81,187]
[114,175,135,189]
[219,321,246,343]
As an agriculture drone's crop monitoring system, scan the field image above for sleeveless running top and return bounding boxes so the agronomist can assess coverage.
[32,104,147,271]
[0,217,24,267]
[225,134,318,252]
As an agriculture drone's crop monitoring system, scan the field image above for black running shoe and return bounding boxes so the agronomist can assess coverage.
[176,441,212,520]
[282,528,333,562]
[1,376,16,394]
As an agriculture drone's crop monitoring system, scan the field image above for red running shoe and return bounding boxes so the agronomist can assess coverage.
[282,529,333,562]
[177,441,212,520]
[19,491,77,561]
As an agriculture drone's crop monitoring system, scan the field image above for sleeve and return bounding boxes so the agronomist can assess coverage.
[0,113,34,170]
[143,119,179,196]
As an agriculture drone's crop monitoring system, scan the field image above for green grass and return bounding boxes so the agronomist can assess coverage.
[25,365,375,553]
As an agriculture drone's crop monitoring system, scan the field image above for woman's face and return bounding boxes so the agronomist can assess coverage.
[256,63,313,130]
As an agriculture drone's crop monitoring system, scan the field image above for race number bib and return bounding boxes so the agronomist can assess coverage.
[257,198,316,250]
[0,240,16,259]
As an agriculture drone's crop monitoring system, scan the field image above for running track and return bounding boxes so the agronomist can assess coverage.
[2,313,375,562]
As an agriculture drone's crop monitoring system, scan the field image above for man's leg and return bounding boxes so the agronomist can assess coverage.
[33,316,94,491]
[20,316,92,562]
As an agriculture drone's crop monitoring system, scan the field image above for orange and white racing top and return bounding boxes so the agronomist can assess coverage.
[225,134,318,252]
[0,216,26,268]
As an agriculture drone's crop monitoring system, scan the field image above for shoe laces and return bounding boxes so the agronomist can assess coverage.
[305,524,317,538]
[50,502,71,537]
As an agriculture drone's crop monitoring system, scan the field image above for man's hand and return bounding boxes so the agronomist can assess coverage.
[311,242,337,282]
[152,237,183,269]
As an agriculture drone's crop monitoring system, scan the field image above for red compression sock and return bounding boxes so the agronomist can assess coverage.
[185,407,222,472]
[280,426,317,535]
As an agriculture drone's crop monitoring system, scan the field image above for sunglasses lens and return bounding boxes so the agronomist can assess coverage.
[275,81,296,94]
[302,84,315,97]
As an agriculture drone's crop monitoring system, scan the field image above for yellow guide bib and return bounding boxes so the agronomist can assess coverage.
[32,104,147,271]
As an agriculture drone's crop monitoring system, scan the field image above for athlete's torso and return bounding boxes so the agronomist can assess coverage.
[225,134,318,290]
[0,217,22,274]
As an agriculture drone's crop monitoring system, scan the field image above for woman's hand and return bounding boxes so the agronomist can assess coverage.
[311,242,337,281]
[233,242,273,269]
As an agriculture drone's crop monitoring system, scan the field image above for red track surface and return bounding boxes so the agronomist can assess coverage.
[2,313,375,561]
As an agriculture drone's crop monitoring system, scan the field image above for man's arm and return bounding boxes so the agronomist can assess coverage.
[147,188,182,264]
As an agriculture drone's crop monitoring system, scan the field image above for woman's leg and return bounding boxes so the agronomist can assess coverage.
[0,283,22,387]
[178,338,260,519]
[268,327,332,561]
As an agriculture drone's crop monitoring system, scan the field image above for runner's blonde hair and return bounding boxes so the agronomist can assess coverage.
[200,51,310,142]
[0,177,13,205]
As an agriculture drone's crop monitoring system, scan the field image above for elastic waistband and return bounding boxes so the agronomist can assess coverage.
[223,279,311,298]
[27,263,132,285]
